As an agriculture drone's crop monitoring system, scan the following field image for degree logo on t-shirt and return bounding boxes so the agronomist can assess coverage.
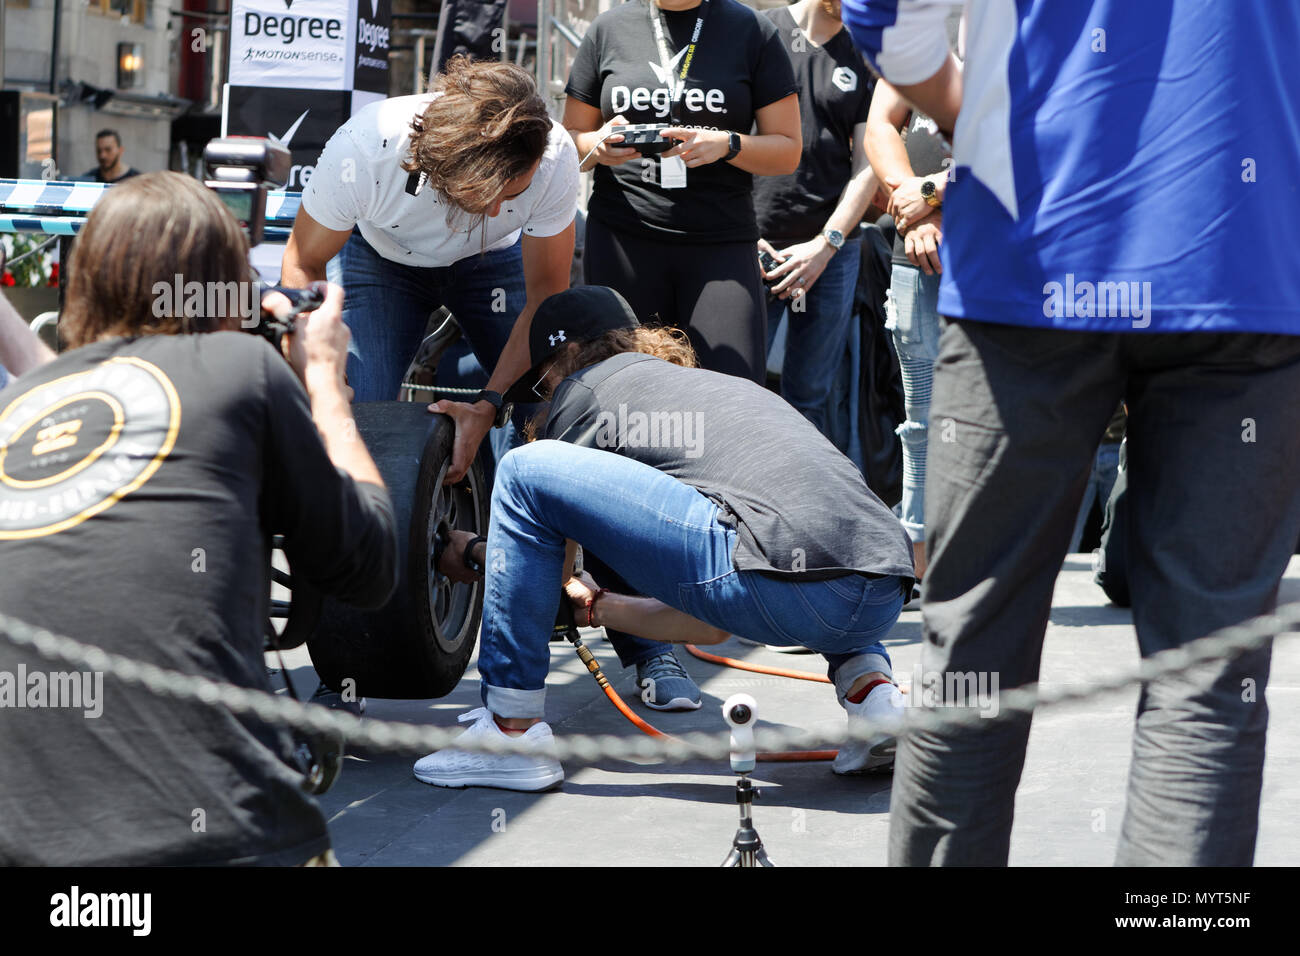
[610,50,728,119]
[648,49,689,88]
[0,357,180,539]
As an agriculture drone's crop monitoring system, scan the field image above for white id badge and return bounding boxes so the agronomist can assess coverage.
[659,155,687,189]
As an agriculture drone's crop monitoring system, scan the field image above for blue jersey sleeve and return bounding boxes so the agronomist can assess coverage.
[842,0,958,84]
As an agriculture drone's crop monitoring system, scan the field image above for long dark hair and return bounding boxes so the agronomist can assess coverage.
[404,56,552,232]
[62,172,252,348]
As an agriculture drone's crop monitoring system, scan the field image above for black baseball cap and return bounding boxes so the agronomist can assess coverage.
[503,286,640,403]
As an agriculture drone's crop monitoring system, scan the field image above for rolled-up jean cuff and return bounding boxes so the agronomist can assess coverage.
[483,684,547,719]
[832,653,894,702]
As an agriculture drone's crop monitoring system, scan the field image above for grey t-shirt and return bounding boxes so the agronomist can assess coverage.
[543,352,914,584]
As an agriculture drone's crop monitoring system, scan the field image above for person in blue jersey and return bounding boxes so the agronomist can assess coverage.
[842,0,1300,866]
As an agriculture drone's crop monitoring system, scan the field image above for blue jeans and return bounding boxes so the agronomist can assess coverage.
[326,229,536,457]
[885,262,942,543]
[765,237,862,446]
[1068,440,1121,553]
[479,440,903,718]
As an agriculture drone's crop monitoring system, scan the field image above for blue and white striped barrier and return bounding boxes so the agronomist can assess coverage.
[0,179,302,242]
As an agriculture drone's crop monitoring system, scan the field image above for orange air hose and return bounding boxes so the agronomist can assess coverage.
[567,632,836,761]
[683,643,832,683]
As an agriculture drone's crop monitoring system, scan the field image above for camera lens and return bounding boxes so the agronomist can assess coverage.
[730,704,752,724]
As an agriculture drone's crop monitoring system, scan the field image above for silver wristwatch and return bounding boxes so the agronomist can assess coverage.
[823,228,845,250]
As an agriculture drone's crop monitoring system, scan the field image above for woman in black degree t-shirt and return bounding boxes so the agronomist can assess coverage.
[563,0,800,384]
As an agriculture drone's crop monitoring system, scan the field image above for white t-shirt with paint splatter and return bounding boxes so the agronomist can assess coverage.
[302,93,579,267]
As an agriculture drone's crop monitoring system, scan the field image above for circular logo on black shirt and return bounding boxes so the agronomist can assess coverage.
[0,357,180,539]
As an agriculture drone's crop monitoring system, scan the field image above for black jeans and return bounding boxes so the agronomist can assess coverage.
[890,320,1300,866]
[583,215,767,384]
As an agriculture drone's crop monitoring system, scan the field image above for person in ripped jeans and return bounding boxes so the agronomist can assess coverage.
[865,75,953,583]
[416,286,916,791]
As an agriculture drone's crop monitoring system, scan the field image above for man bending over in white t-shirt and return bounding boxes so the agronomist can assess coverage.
[281,55,580,482]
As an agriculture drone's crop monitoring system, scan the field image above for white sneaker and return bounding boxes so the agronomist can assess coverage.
[413,708,565,791]
[833,682,904,775]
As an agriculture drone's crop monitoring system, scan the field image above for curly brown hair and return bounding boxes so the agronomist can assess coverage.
[404,56,552,233]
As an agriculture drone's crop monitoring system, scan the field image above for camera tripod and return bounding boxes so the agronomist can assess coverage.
[722,772,775,867]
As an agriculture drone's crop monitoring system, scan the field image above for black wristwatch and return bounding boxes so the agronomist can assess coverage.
[474,389,513,428]
[724,131,741,162]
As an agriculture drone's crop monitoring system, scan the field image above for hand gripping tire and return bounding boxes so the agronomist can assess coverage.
[306,401,491,699]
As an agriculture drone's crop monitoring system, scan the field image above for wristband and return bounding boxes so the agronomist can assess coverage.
[585,588,609,628]
[463,535,488,576]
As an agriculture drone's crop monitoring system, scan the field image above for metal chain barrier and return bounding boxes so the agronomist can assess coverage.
[3,601,1297,764]
[400,382,483,396]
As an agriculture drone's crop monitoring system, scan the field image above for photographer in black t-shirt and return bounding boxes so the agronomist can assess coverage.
[0,173,398,866]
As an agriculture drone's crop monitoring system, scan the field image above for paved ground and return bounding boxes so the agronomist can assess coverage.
[275,556,1300,867]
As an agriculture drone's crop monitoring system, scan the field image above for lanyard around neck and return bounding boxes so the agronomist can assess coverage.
[648,0,711,125]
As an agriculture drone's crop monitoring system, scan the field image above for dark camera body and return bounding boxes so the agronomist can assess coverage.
[248,285,324,345]
[617,124,682,155]
[203,137,291,246]
[197,138,320,344]
[758,247,784,299]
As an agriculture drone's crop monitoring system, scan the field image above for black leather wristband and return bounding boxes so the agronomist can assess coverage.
[463,535,488,576]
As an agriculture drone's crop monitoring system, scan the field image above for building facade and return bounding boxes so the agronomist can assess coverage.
[3,0,185,179]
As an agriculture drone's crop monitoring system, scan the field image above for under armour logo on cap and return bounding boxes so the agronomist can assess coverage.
[549,331,567,346]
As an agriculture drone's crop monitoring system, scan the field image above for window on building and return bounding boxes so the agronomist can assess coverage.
[88,0,148,25]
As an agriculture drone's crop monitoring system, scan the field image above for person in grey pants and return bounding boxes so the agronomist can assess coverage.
[843,0,1300,865]
[907,327,1300,865]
